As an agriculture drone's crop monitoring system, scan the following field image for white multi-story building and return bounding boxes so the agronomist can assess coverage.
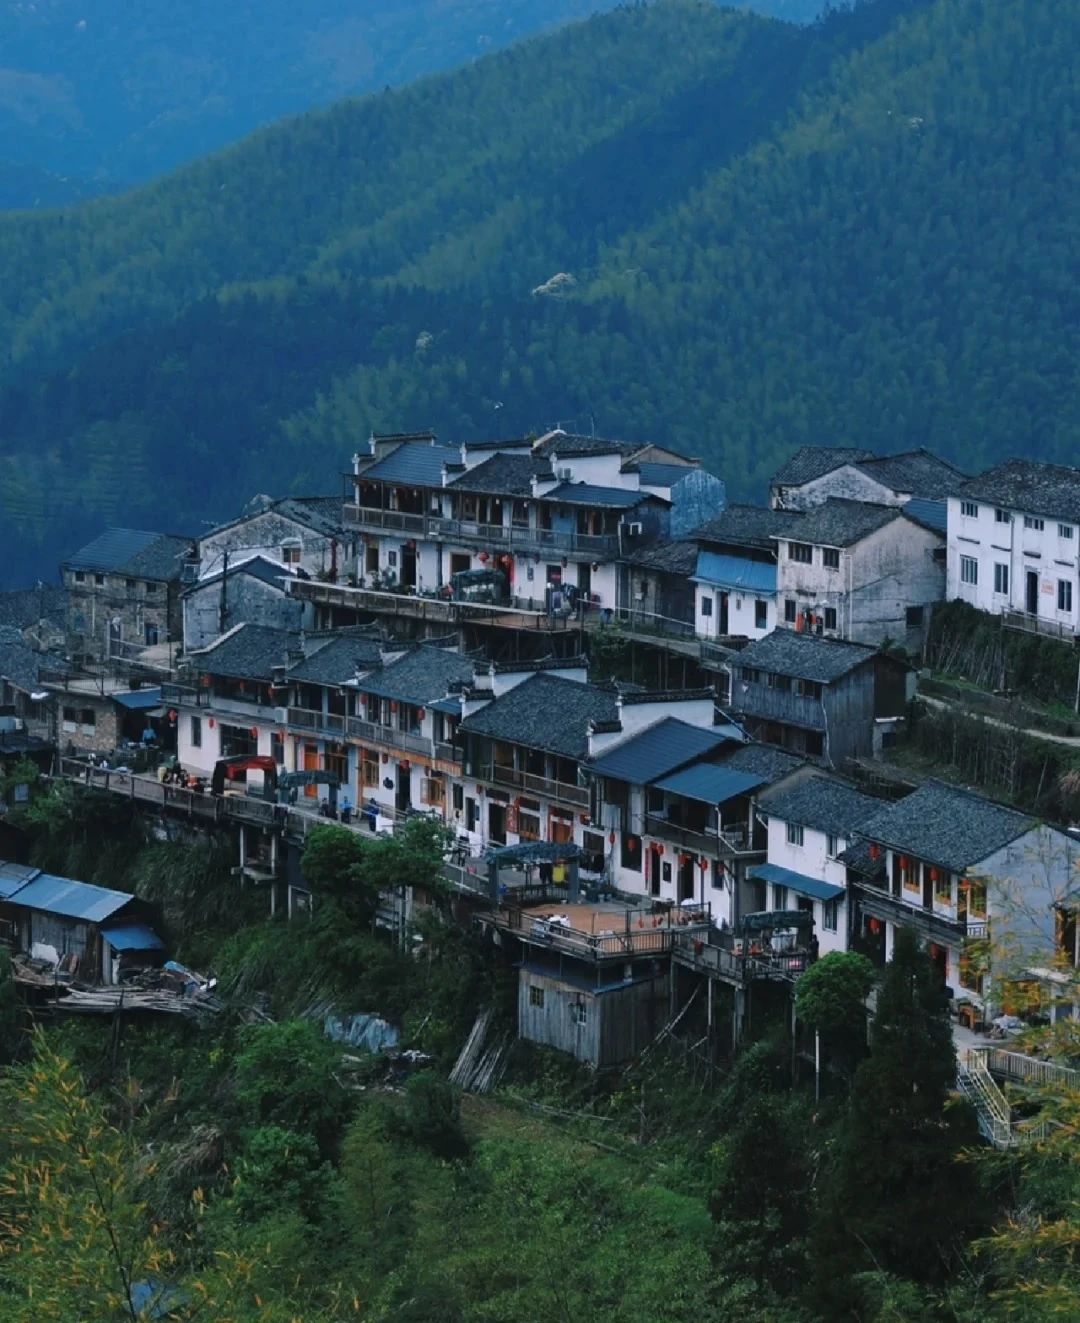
[947,458,1080,635]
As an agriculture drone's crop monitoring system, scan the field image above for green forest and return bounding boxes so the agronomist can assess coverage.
[1,782,1077,1321]
[0,0,1076,585]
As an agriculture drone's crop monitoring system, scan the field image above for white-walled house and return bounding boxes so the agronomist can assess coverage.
[770,446,967,513]
[755,774,884,956]
[848,779,1080,1019]
[947,459,1080,636]
[199,497,354,582]
[690,506,801,641]
[773,498,945,648]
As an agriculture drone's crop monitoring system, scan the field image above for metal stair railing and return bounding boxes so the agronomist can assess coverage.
[956,1049,1014,1147]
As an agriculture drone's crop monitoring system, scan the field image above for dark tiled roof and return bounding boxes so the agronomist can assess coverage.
[735,630,882,684]
[718,742,806,783]
[533,431,643,459]
[0,586,67,634]
[856,449,967,496]
[959,459,1080,524]
[357,646,474,706]
[620,540,700,575]
[0,640,65,694]
[903,498,948,535]
[273,496,348,536]
[772,446,875,486]
[460,673,620,759]
[192,625,294,681]
[357,441,459,487]
[187,555,293,594]
[635,462,696,487]
[447,453,550,496]
[288,634,384,685]
[64,529,192,580]
[838,838,885,879]
[692,504,802,550]
[779,499,900,548]
[544,482,651,509]
[854,779,1037,873]
[760,774,881,836]
[589,717,735,784]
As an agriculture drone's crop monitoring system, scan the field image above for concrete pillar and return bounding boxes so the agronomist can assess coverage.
[567,857,580,904]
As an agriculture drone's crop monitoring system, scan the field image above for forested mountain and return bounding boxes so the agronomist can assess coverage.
[0,0,823,199]
[0,0,1076,585]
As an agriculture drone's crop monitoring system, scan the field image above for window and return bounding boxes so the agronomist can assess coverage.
[965,879,988,919]
[933,867,952,906]
[620,833,642,872]
[773,885,787,911]
[826,833,839,858]
[74,570,86,583]
[786,822,804,847]
[1060,524,1074,540]
[784,599,797,624]
[146,581,158,593]
[754,599,768,630]
[1059,580,1073,613]
[517,808,541,841]
[1024,515,1045,531]
[741,666,760,683]
[995,508,1012,524]
[993,562,1009,595]
[281,542,302,565]
[701,595,713,618]
[361,749,379,786]
[905,605,924,629]
[959,943,986,994]
[421,776,445,807]
[961,501,979,519]
[822,547,840,570]
[190,716,202,748]
[570,1002,587,1026]
[796,678,822,700]
[822,898,839,932]
[788,541,813,564]
[960,555,978,586]
[824,606,838,630]
[528,985,545,1009]
[126,578,136,590]
[766,670,791,691]
[94,574,105,586]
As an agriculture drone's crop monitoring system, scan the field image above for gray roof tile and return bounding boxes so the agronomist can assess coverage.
[64,529,193,580]
[356,646,474,706]
[854,779,1038,872]
[718,742,806,783]
[772,446,876,486]
[460,673,620,759]
[760,774,882,836]
[543,482,652,508]
[778,498,901,548]
[620,540,700,575]
[0,640,66,693]
[960,458,1080,525]
[447,453,551,496]
[855,449,967,496]
[288,633,384,685]
[0,586,67,635]
[589,717,737,784]
[357,441,459,487]
[735,630,884,685]
[192,624,295,681]
[692,504,802,550]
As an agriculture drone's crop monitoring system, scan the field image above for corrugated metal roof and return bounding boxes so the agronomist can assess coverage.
[544,483,650,508]
[750,862,844,903]
[693,551,776,594]
[10,873,134,923]
[590,717,736,785]
[636,462,695,488]
[652,764,765,805]
[112,687,163,711]
[102,922,165,951]
[903,497,948,534]
[0,862,40,900]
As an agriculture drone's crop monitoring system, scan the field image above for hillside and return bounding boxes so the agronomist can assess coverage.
[0,0,1077,585]
[0,0,823,197]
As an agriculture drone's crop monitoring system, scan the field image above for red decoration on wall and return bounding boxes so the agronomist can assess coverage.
[250,727,259,739]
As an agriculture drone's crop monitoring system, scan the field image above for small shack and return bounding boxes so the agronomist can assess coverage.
[0,861,164,985]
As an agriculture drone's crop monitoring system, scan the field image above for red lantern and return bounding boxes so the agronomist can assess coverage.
[478,551,490,563]
[868,917,883,935]
[699,858,708,871]
[627,837,637,850]
[200,674,211,688]
[418,708,426,720]
[167,709,178,723]
[869,843,881,860]
[899,855,909,870]
[930,866,940,883]
[208,717,215,729]
[579,813,589,824]
[400,760,410,772]
[250,727,259,739]
[608,831,616,845]
[390,701,398,713]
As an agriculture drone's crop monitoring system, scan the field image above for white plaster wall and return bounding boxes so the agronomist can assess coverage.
[695,583,774,639]
[764,817,848,955]
[772,466,899,512]
[548,453,635,488]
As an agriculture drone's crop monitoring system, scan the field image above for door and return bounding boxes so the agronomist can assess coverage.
[488,801,506,845]
[303,744,319,798]
[678,856,695,902]
[719,592,729,635]
[578,562,591,605]
[395,762,411,814]
[1026,570,1039,615]
[400,543,417,589]
[648,849,661,897]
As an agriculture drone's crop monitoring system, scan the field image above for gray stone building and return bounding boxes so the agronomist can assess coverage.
[182,555,315,651]
[198,497,354,582]
[60,528,194,663]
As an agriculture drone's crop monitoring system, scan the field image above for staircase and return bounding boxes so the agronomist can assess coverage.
[956,1049,1014,1147]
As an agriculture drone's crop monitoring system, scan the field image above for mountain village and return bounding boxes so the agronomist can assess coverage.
[2,429,1079,1145]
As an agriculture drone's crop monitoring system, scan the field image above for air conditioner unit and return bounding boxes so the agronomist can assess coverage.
[558,467,573,481]
[625,522,643,537]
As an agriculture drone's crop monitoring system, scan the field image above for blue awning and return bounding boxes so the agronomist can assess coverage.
[651,764,765,804]
[102,923,165,952]
[692,551,776,595]
[749,863,844,903]
[10,873,133,922]
[112,688,163,711]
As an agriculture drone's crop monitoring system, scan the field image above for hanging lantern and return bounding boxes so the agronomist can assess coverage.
[167,709,178,723]
[699,857,708,871]
[868,917,883,935]
[608,831,616,845]
[390,700,398,712]
[418,708,426,720]
[899,855,910,870]
[381,752,389,762]
[627,837,637,850]
[250,727,259,739]
[929,866,940,883]
[869,842,881,860]
[580,813,590,824]
[208,717,215,729]
[200,674,212,688]
[478,550,490,563]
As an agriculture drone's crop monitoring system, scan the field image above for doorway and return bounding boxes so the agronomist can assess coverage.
[678,855,695,902]
[303,744,319,798]
[578,562,591,604]
[719,592,729,635]
[1026,570,1039,616]
[395,762,412,814]
[648,848,661,897]
[400,543,417,590]
[488,800,507,845]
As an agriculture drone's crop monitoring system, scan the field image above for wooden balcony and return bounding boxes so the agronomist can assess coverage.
[287,707,346,737]
[644,814,755,856]
[342,504,620,557]
[481,763,588,808]
[347,715,445,759]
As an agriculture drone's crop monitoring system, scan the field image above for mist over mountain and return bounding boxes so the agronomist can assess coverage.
[0,0,1075,586]
[0,0,823,201]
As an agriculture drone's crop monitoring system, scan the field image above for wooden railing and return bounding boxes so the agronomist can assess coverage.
[495,904,710,961]
[343,504,621,557]
[287,707,346,737]
[482,763,588,808]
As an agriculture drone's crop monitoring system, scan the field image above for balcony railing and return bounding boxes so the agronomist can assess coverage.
[1002,609,1079,642]
[855,883,966,942]
[343,504,621,557]
[481,763,589,808]
[161,681,210,707]
[346,716,444,759]
[342,506,427,533]
[644,815,756,856]
[286,707,346,737]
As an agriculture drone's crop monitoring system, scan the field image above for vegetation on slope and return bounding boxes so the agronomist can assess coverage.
[0,0,1076,584]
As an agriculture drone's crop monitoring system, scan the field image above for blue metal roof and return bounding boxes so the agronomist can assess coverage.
[102,922,165,952]
[903,497,948,534]
[0,862,39,900]
[692,551,776,594]
[544,483,651,508]
[112,687,163,711]
[9,873,133,923]
[358,442,459,487]
[652,764,765,805]
[637,462,695,488]
[749,862,844,903]
[590,717,736,785]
